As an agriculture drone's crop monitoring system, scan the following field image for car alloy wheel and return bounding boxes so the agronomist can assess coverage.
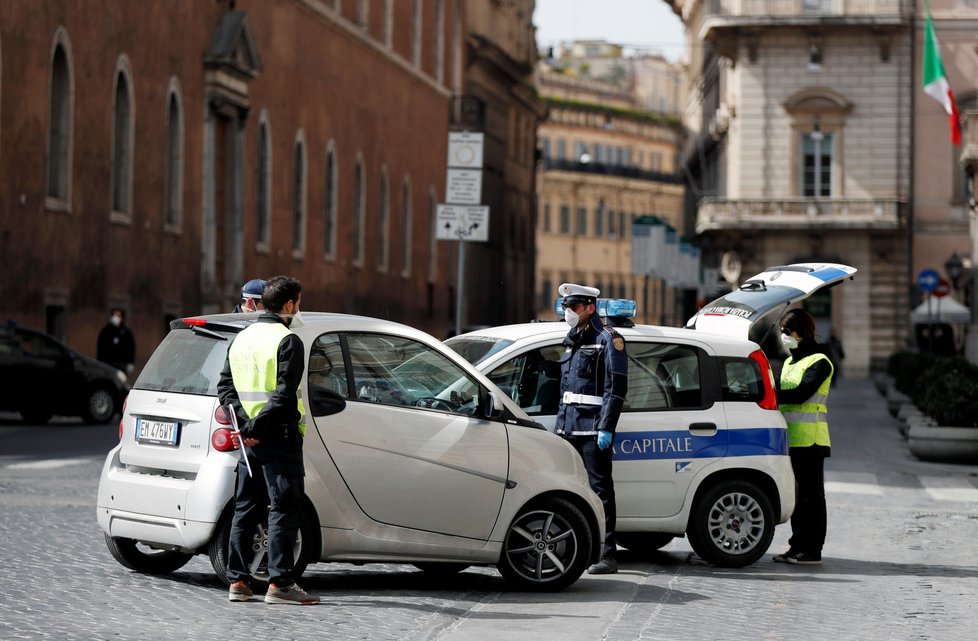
[687,479,774,568]
[497,497,591,591]
[84,387,116,424]
[208,508,315,586]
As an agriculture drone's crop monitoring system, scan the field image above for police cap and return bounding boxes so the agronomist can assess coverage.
[558,283,600,306]
[241,278,266,300]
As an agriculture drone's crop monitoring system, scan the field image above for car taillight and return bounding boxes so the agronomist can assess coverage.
[183,318,207,327]
[214,405,232,426]
[749,349,779,411]
[118,396,128,440]
[211,428,240,452]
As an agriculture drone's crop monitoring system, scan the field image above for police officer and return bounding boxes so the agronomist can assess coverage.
[554,283,628,575]
[217,275,319,604]
[233,278,266,313]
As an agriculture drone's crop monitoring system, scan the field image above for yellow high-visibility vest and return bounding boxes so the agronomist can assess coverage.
[780,352,833,448]
[228,321,306,437]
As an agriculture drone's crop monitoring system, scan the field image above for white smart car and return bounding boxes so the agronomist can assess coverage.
[445,263,856,567]
[97,313,604,591]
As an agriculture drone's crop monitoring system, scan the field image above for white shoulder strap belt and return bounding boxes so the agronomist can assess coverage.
[563,391,603,406]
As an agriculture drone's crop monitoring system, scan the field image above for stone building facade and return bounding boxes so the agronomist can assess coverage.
[535,59,685,324]
[0,0,541,368]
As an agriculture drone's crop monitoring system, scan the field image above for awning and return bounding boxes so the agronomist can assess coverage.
[910,295,971,324]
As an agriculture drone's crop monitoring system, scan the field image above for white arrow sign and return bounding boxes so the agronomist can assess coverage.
[436,205,489,242]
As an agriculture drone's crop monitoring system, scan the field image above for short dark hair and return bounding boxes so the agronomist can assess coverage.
[110,307,125,319]
[781,308,816,340]
[262,276,302,312]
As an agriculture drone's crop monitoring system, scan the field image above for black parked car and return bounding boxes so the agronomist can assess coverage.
[0,323,130,424]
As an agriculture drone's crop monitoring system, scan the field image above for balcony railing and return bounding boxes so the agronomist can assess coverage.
[696,197,902,233]
[705,0,906,19]
[541,158,682,184]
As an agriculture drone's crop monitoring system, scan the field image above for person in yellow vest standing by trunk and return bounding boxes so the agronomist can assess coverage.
[772,308,833,566]
[217,275,319,604]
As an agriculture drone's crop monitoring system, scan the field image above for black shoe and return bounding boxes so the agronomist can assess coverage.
[772,549,800,563]
[786,552,822,565]
[587,557,618,575]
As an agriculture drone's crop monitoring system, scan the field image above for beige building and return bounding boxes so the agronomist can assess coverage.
[535,60,685,324]
[668,0,928,376]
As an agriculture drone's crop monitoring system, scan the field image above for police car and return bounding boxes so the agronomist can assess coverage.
[445,263,856,567]
[97,313,604,591]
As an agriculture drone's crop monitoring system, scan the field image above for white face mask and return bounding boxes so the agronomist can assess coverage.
[110,315,122,327]
[564,308,580,327]
[284,310,304,330]
[780,332,798,350]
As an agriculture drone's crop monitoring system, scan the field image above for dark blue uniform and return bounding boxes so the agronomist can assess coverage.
[555,314,628,559]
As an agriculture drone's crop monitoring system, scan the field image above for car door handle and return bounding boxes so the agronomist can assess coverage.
[688,422,717,435]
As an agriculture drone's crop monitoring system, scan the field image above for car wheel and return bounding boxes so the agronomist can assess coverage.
[104,534,193,574]
[615,532,675,554]
[20,409,53,424]
[83,387,117,424]
[497,497,592,592]
[686,479,774,568]
[412,562,470,575]
[208,508,315,586]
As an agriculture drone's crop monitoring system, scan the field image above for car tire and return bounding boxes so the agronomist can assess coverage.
[412,562,470,575]
[104,534,193,574]
[20,409,53,424]
[686,479,774,568]
[497,497,592,592]
[83,387,117,424]
[615,532,675,554]
[208,507,315,586]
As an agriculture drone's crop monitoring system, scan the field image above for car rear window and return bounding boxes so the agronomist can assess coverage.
[444,336,514,366]
[135,328,235,396]
[718,356,765,403]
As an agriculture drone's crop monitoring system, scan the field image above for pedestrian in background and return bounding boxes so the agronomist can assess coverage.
[96,307,136,375]
[823,327,845,386]
[217,275,318,605]
[233,278,267,313]
[554,283,628,575]
[774,308,833,565]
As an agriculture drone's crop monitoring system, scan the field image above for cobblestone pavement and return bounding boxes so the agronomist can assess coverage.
[1,380,976,641]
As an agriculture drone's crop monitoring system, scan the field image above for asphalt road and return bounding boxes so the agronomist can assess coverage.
[1,380,976,641]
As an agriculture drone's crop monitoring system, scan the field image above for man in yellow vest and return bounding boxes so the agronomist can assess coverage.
[772,308,833,566]
[217,275,318,604]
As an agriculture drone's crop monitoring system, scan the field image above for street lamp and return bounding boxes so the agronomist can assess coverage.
[946,252,964,291]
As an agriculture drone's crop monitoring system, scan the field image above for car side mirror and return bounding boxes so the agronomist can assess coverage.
[482,388,504,421]
[309,386,347,417]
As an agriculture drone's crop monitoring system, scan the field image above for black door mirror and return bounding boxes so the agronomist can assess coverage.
[309,386,347,417]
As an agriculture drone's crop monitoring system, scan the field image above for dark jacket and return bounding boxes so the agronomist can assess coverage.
[217,312,304,460]
[96,323,135,369]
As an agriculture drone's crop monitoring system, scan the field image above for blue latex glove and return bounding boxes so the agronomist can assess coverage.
[597,430,613,450]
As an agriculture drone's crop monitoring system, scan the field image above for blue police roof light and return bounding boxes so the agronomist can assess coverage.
[554,297,637,326]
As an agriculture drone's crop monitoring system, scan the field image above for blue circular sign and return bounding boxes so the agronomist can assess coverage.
[917,268,941,292]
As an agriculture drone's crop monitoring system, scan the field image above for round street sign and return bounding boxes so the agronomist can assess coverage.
[917,268,941,292]
[933,279,951,298]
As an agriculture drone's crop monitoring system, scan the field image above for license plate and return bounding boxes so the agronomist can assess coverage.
[135,419,180,446]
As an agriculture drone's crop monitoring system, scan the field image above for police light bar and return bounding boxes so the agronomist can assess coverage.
[554,297,637,318]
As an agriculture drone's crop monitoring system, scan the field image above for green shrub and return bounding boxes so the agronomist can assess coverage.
[887,351,940,396]
[913,356,978,427]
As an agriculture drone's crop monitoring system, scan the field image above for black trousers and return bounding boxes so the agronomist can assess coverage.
[569,435,616,559]
[226,455,304,587]
[788,447,827,555]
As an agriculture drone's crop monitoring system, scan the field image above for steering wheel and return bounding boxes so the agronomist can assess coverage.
[416,397,456,412]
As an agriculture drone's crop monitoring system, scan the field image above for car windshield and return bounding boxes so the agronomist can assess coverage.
[444,336,514,365]
[135,328,234,396]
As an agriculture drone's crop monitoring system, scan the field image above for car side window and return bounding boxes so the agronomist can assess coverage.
[341,332,481,416]
[308,333,349,397]
[719,357,764,402]
[488,345,563,416]
[16,330,62,360]
[626,342,702,411]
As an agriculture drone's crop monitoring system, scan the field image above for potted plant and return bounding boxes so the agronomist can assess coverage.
[907,356,978,463]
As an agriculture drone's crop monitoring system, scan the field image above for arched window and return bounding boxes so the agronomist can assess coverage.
[256,113,271,247]
[110,57,134,217]
[324,140,338,260]
[784,88,852,198]
[292,133,307,256]
[400,177,412,276]
[411,0,423,68]
[378,166,390,272]
[163,79,183,230]
[353,155,365,266]
[47,31,73,206]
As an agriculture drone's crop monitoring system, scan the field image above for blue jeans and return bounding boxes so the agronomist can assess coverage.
[226,456,304,586]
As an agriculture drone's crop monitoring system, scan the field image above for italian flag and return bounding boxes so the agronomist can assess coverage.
[923,10,961,146]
